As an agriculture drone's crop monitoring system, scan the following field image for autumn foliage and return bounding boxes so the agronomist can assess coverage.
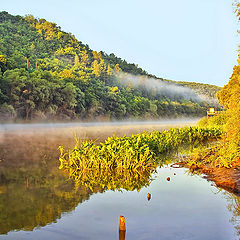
[215,2,240,162]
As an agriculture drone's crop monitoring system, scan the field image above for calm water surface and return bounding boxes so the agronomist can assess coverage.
[0,120,240,240]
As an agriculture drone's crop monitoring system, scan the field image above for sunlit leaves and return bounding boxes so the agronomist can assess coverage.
[214,2,240,164]
[59,127,222,172]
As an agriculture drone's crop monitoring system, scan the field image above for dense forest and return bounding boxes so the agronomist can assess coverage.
[0,11,221,121]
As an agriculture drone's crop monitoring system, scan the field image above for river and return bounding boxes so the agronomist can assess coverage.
[0,119,239,240]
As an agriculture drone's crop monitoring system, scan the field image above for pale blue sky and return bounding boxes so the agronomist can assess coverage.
[1,0,238,86]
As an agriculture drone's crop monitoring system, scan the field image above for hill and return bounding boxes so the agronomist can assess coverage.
[0,11,221,121]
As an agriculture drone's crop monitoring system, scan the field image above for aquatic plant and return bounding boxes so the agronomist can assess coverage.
[59,127,222,172]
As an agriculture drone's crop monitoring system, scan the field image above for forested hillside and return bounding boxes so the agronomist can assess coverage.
[0,11,220,121]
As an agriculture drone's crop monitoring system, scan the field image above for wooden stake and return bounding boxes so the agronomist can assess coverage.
[119,229,126,240]
[119,216,126,240]
[119,216,126,231]
[147,193,151,201]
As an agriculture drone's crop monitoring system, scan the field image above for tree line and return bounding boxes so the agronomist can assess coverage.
[0,11,219,121]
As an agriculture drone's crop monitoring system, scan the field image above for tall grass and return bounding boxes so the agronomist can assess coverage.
[198,112,227,130]
[59,127,222,172]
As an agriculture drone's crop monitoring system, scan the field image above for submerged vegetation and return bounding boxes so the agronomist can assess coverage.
[0,11,220,121]
[59,127,222,176]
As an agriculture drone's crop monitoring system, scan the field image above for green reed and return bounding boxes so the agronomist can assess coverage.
[59,127,222,172]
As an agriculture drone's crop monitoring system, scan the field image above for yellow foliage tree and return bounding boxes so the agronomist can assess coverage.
[99,59,106,73]
[0,55,7,71]
[0,55,7,65]
[92,51,102,62]
[80,50,89,67]
[107,64,112,75]
[110,86,120,93]
[74,54,80,66]
[92,60,100,77]
[58,69,75,79]
[35,19,60,40]
[216,2,240,161]
[114,64,121,72]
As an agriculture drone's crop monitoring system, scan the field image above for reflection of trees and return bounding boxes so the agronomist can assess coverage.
[0,165,103,235]
[0,164,154,235]
[67,168,155,192]
[0,132,157,235]
[224,192,240,235]
[0,132,102,235]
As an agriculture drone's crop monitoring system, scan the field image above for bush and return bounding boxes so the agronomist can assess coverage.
[198,112,227,130]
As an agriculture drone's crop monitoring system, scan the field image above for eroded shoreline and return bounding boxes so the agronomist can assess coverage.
[176,159,240,195]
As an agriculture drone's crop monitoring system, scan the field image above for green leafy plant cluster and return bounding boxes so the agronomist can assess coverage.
[59,127,222,172]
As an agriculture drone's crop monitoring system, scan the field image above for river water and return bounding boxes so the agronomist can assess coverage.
[0,120,240,240]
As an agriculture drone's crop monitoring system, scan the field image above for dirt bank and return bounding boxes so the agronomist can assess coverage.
[174,161,240,195]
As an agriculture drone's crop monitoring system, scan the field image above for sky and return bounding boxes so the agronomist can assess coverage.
[1,0,239,86]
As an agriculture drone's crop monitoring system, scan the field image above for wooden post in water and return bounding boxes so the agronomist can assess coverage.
[119,215,126,240]
[119,229,126,240]
[147,193,151,201]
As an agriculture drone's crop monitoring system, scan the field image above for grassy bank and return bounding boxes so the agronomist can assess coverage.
[184,112,240,169]
[180,113,240,194]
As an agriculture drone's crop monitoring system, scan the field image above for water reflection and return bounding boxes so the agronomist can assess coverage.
[225,192,240,236]
[0,155,157,235]
[66,168,154,192]
[0,124,240,239]
[0,163,103,234]
[0,125,166,235]
[0,129,99,235]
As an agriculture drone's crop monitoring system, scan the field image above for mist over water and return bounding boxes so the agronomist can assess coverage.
[115,72,218,104]
[0,119,199,149]
[0,118,199,133]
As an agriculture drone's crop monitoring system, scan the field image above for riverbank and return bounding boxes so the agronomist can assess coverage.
[177,156,240,195]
